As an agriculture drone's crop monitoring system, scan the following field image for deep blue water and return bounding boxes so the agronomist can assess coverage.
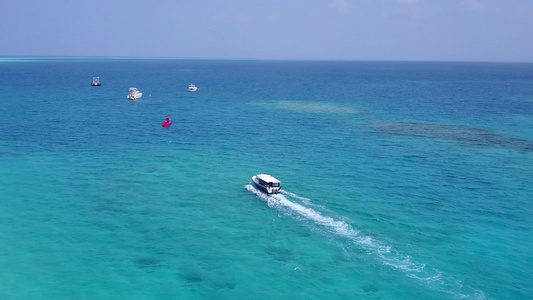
[1,58,532,299]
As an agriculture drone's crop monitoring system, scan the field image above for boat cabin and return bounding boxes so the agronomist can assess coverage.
[91,77,101,86]
[252,174,281,194]
[188,84,198,92]
[127,87,143,100]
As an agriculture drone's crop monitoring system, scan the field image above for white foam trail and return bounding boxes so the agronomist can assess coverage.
[245,184,486,299]
[247,185,356,236]
[248,184,392,261]
[281,190,312,205]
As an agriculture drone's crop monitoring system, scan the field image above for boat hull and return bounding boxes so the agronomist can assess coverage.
[127,93,143,100]
[252,176,281,194]
[127,88,143,100]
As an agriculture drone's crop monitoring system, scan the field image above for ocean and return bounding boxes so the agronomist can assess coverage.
[0,58,531,299]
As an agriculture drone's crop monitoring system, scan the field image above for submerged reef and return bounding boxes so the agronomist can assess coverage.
[373,121,533,152]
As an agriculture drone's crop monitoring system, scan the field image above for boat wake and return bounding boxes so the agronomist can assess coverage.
[245,184,486,299]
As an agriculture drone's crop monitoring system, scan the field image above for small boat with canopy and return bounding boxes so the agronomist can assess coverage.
[91,77,101,86]
[252,174,281,194]
[127,87,143,100]
[188,84,198,92]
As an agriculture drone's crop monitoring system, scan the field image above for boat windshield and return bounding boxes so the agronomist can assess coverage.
[271,182,280,187]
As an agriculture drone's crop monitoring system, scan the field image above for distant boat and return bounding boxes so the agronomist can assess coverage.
[127,87,143,100]
[91,77,101,86]
[252,174,281,194]
[188,84,198,92]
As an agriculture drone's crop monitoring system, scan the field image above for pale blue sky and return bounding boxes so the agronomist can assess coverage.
[1,0,532,62]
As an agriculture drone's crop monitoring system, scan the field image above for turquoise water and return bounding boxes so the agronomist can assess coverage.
[1,58,532,299]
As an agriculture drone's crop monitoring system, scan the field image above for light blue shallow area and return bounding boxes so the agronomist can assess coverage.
[0,59,532,299]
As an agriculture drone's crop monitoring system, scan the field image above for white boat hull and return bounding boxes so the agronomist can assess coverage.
[252,175,281,194]
[127,90,143,100]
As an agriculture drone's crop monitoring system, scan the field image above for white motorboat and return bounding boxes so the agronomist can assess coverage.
[91,77,101,86]
[252,174,281,194]
[127,87,143,100]
[188,84,198,92]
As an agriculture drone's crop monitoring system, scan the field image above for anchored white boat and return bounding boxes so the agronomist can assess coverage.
[127,87,143,100]
[188,84,198,92]
[91,77,101,86]
[252,174,281,194]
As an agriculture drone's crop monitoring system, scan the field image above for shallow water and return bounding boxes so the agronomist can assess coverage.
[1,58,532,299]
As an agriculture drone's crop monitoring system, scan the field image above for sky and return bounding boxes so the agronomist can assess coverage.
[1,0,532,62]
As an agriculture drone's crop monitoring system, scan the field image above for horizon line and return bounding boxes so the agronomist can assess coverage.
[1,55,532,64]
